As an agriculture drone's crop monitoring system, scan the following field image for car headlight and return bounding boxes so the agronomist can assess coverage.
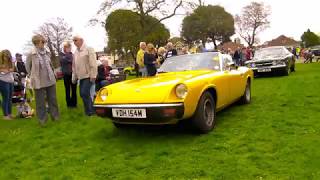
[100,89,109,101]
[249,63,256,68]
[274,60,286,65]
[175,84,188,99]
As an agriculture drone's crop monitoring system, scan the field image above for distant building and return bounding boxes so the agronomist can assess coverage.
[263,35,300,47]
[217,42,245,52]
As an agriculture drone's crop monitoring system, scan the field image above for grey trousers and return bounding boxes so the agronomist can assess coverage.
[34,85,59,123]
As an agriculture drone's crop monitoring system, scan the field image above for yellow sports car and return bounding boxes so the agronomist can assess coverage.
[94,52,253,133]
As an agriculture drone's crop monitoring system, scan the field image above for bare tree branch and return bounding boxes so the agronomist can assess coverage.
[235,2,271,47]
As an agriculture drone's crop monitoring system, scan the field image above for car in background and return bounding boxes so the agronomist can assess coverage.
[310,45,320,62]
[94,52,253,133]
[245,46,295,76]
[123,66,136,75]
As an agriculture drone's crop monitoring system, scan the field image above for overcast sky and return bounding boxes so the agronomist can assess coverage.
[0,0,319,54]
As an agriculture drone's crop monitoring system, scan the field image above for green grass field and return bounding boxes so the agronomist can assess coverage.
[0,63,320,179]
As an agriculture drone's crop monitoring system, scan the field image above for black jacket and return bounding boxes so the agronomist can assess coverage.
[59,52,73,75]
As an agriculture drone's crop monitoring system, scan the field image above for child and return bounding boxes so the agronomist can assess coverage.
[17,100,34,118]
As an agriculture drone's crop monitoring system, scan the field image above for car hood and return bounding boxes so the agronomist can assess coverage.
[96,70,213,104]
[247,55,288,63]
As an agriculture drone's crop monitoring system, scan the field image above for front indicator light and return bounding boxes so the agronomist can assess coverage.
[175,84,188,99]
[100,89,109,101]
[163,108,176,117]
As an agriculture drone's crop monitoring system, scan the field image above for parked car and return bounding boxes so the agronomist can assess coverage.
[94,52,253,133]
[310,46,320,62]
[245,46,295,76]
[123,66,136,75]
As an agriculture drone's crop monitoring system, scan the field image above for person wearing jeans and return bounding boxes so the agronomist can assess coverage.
[80,78,94,115]
[0,50,14,120]
[72,35,97,116]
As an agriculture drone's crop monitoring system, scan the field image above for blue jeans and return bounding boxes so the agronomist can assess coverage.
[80,78,94,116]
[0,80,13,116]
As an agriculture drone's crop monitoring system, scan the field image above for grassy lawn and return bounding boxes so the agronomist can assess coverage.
[0,63,320,179]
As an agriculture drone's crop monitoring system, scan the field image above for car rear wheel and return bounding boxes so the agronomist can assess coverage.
[239,80,251,104]
[191,92,216,134]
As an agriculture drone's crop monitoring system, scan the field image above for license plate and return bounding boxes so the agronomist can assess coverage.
[257,68,271,72]
[112,108,146,118]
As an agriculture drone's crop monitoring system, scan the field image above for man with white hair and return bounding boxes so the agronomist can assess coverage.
[165,42,177,58]
[136,42,147,77]
[72,35,97,116]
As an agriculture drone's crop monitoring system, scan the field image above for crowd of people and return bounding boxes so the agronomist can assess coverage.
[0,34,99,125]
[135,41,185,77]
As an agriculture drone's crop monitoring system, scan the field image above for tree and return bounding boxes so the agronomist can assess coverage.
[92,0,185,34]
[35,17,73,67]
[105,9,169,62]
[181,5,235,49]
[301,29,320,48]
[235,2,271,47]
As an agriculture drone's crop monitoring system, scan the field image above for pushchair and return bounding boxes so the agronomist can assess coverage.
[12,72,27,104]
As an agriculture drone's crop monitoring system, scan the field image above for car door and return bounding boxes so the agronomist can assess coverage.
[209,54,229,109]
[222,55,244,103]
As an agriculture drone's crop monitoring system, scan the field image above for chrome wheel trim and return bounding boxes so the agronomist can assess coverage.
[245,84,251,102]
[203,99,214,126]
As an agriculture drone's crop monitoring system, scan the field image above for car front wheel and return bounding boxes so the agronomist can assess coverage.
[191,92,216,134]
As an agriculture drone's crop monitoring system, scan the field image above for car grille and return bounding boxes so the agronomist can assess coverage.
[255,61,273,67]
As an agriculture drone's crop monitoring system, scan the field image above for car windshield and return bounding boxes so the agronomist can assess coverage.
[254,47,287,59]
[158,53,221,72]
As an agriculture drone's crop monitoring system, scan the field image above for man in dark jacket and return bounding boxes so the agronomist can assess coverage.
[96,60,112,91]
[60,42,77,107]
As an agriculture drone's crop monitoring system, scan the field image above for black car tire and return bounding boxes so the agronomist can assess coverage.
[283,66,290,76]
[239,80,251,104]
[190,92,216,134]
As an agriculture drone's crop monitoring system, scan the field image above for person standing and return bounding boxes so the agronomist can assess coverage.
[144,43,157,76]
[233,48,241,66]
[60,42,77,108]
[26,34,59,125]
[15,53,27,76]
[72,35,97,116]
[157,47,166,65]
[0,50,14,120]
[136,42,147,77]
[165,42,177,59]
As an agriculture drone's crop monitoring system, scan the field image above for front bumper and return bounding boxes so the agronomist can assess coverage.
[251,64,287,75]
[94,103,184,124]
